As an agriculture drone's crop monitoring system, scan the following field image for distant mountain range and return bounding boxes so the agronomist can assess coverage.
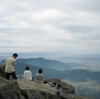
[17,57,84,71]
[16,58,100,82]
[15,62,100,82]
[1,57,100,82]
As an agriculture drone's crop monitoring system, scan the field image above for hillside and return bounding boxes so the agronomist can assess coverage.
[17,57,83,71]
[1,58,100,82]
[15,62,100,82]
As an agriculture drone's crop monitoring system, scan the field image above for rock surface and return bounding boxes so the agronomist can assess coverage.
[0,77,24,99]
[18,80,59,99]
[0,66,6,78]
[45,78,75,94]
[0,65,93,99]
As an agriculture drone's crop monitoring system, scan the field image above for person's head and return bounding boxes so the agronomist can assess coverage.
[43,81,48,84]
[13,53,18,59]
[26,66,30,70]
[53,83,57,86]
[57,84,62,89]
[38,69,43,74]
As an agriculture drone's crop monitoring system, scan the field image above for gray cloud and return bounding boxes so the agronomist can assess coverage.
[0,0,100,54]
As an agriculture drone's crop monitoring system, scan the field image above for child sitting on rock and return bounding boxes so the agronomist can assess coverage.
[35,69,44,83]
[24,66,32,80]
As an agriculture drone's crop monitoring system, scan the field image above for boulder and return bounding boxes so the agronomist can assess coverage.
[0,77,25,99]
[18,80,60,99]
[45,78,75,94]
[0,65,6,78]
[61,81,75,94]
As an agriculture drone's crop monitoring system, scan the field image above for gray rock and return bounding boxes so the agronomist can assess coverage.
[0,77,25,99]
[18,80,59,99]
[0,65,6,78]
[45,78,75,94]
[61,81,75,94]
[45,78,61,83]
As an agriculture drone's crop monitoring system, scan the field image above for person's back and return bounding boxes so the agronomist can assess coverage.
[36,73,43,82]
[5,57,16,73]
[24,66,32,80]
[35,69,44,83]
[4,53,18,80]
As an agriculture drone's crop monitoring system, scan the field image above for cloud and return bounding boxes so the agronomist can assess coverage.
[0,0,100,54]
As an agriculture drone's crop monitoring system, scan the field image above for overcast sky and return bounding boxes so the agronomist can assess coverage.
[0,0,100,54]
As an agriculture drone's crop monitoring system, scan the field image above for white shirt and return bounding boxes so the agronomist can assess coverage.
[24,70,32,80]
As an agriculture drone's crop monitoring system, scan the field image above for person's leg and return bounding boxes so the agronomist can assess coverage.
[11,72,18,79]
[6,73,10,79]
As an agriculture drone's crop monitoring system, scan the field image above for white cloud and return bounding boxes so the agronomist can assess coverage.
[0,0,100,54]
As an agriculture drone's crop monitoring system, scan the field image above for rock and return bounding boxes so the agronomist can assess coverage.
[18,80,60,99]
[45,78,61,83]
[45,78,75,94]
[0,77,25,99]
[61,81,75,94]
[0,65,6,78]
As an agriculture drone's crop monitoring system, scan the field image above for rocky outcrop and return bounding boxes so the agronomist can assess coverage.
[45,78,61,84]
[0,77,24,99]
[18,80,59,99]
[0,66,6,78]
[0,65,93,99]
[45,78,75,94]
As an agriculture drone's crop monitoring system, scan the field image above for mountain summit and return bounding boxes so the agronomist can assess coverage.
[0,66,92,99]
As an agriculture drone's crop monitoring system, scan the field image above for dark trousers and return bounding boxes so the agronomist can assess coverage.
[6,72,18,79]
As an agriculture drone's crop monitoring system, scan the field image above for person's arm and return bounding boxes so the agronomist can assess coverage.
[30,71,33,80]
[60,88,62,96]
[31,72,32,77]
[42,75,44,81]
[13,60,16,66]
[3,60,7,67]
[24,72,26,80]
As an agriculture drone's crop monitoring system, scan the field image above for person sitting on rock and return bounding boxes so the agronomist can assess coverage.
[53,83,57,88]
[57,84,62,99]
[35,69,44,83]
[51,82,57,88]
[24,66,32,80]
[43,81,50,86]
[3,53,18,80]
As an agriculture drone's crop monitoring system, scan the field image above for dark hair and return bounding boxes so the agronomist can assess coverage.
[43,81,48,84]
[13,53,18,57]
[38,69,43,73]
[26,66,29,70]
[57,84,62,88]
[53,83,56,86]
